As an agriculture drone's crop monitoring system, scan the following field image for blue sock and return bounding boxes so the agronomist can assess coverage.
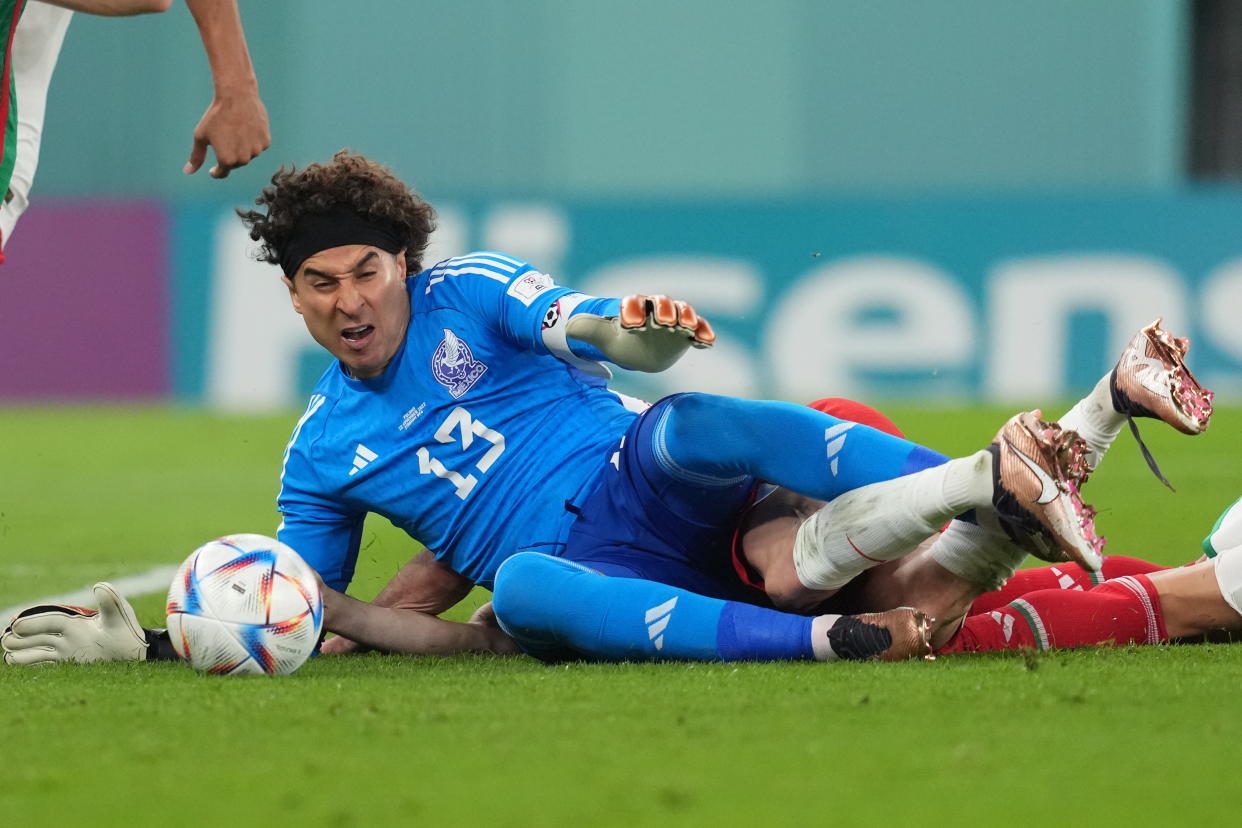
[654,393,949,499]
[491,552,815,662]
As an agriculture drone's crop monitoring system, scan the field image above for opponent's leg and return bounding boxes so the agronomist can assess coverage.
[732,399,1016,626]
[735,488,831,612]
[737,434,1097,620]
[1153,561,1242,639]
[1181,496,1242,636]
[941,557,1242,654]
[744,483,1107,648]
[0,2,72,254]
[966,556,1166,615]
[939,576,1168,653]
[661,393,1101,583]
[1058,319,1213,475]
[491,552,932,663]
[791,410,1102,596]
[871,499,1230,648]
[1202,494,1242,560]
[913,318,1215,635]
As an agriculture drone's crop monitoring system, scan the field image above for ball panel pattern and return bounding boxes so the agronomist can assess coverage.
[166,534,323,676]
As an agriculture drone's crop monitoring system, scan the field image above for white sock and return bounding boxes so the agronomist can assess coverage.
[1059,374,1124,469]
[810,614,843,660]
[928,519,1027,592]
[793,451,994,591]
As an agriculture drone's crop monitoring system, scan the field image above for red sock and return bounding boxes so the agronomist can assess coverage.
[940,575,1169,653]
[968,556,1169,616]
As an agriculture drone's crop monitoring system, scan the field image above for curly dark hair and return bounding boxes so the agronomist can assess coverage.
[237,150,436,274]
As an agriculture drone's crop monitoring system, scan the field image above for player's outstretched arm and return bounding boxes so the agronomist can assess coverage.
[322,585,519,656]
[319,549,476,654]
[35,0,171,14]
[2,582,151,665]
[566,294,715,373]
[182,0,270,178]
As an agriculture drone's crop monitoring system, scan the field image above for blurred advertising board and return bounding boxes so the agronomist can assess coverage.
[0,201,169,401]
[8,194,1242,409]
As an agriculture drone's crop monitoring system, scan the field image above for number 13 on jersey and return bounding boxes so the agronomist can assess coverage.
[416,406,506,499]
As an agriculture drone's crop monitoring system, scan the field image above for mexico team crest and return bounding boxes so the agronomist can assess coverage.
[432,329,488,398]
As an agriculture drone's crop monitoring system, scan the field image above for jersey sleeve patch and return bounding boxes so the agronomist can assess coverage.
[506,270,556,306]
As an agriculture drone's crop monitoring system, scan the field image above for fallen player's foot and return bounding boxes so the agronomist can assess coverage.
[826,608,934,661]
[1111,318,1214,435]
[990,410,1104,570]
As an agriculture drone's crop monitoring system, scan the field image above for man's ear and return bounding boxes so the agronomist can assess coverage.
[283,275,304,315]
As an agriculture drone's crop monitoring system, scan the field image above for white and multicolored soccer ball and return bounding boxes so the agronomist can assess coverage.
[166,534,323,676]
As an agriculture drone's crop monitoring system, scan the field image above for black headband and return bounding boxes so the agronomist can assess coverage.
[279,204,405,276]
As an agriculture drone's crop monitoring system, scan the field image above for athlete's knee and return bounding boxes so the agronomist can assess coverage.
[661,392,753,467]
[493,553,601,662]
[492,552,552,629]
[492,552,580,631]
[665,392,728,431]
[738,493,836,612]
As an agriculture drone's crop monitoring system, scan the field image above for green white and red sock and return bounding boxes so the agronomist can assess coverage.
[939,573,1167,653]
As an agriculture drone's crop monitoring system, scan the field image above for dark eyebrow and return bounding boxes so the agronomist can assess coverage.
[354,251,380,270]
[301,250,381,281]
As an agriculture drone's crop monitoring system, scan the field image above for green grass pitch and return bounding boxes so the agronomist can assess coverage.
[2,403,1241,826]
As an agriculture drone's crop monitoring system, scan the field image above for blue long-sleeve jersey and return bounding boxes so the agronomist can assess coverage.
[276,252,638,591]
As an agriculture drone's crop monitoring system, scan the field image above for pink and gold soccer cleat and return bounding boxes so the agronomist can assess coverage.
[989,411,1104,571]
[1111,319,1214,435]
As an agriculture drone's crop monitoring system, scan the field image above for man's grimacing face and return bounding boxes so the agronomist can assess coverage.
[284,244,410,379]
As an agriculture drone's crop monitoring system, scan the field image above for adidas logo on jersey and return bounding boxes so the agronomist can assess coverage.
[645,596,678,651]
[1049,566,1084,592]
[989,610,1016,643]
[824,422,856,477]
[349,444,378,476]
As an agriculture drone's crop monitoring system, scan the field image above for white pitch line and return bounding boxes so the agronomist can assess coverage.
[1,564,180,621]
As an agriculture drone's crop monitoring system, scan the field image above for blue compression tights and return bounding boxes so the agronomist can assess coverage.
[492,553,815,662]
[652,393,948,496]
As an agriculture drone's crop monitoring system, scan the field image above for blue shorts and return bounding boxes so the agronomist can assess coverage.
[561,395,766,605]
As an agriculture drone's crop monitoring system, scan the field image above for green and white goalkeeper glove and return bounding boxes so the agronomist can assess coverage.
[2,582,149,665]
[566,294,715,373]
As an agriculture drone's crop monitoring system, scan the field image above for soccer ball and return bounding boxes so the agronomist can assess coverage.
[166,534,324,675]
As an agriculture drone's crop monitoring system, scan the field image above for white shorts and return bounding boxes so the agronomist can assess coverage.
[0,2,72,248]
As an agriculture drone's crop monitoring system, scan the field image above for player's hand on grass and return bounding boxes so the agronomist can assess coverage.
[319,634,366,655]
[469,601,499,628]
[468,601,521,655]
[2,583,147,665]
[184,85,271,179]
[566,294,716,373]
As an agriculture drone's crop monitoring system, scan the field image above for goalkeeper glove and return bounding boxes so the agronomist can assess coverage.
[566,294,715,373]
[2,582,152,665]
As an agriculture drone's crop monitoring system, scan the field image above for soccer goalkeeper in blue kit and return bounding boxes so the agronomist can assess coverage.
[4,150,1134,666]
